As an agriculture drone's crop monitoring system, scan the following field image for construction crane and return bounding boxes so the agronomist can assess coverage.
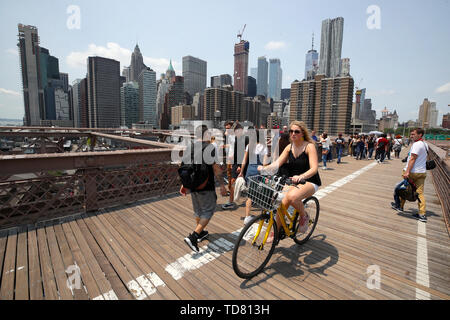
[355,78,363,90]
[237,24,246,42]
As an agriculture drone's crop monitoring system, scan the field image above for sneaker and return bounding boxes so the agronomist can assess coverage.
[221,202,236,210]
[184,233,199,252]
[413,213,427,222]
[391,202,403,212]
[322,166,327,170]
[243,216,254,225]
[298,213,310,234]
[197,230,209,242]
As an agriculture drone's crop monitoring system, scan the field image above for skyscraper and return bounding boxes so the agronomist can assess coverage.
[120,81,139,128]
[211,74,232,88]
[233,40,250,94]
[269,58,282,100]
[290,74,354,135]
[318,17,344,77]
[138,67,157,127]
[340,58,350,76]
[418,98,431,128]
[305,34,319,80]
[18,24,44,126]
[166,59,176,82]
[87,57,121,128]
[182,55,207,97]
[130,44,147,82]
[71,79,82,128]
[257,57,268,98]
[160,76,185,129]
[247,76,257,98]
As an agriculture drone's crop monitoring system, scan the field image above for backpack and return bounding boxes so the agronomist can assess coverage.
[397,179,420,202]
[178,141,210,191]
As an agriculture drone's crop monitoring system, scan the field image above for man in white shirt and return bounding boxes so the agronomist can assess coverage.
[401,128,428,222]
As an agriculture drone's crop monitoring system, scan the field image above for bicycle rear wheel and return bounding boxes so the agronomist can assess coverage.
[293,197,320,245]
[232,213,278,279]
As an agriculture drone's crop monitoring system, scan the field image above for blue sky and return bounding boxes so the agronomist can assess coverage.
[0,0,449,122]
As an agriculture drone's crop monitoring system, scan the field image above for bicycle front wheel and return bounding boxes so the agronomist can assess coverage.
[293,196,320,245]
[232,213,278,279]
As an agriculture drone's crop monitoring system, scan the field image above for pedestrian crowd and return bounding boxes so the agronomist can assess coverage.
[177,120,429,253]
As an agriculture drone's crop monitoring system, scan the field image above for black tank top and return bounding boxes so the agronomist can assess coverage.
[287,144,322,186]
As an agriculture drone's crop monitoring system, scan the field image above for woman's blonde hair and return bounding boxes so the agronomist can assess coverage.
[289,120,313,143]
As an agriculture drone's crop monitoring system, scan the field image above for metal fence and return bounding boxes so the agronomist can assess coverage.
[0,149,181,230]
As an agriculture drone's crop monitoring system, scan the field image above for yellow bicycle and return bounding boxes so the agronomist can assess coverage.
[232,175,320,279]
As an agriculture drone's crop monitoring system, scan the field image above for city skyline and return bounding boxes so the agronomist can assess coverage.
[1,0,449,123]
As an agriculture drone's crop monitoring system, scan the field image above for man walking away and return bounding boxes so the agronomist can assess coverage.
[335,133,345,164]
[401,128,428,222]
[222,123,249,210]
[376,134,389,163]
[179,125,227,252]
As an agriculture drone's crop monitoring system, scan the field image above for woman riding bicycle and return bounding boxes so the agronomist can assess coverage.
[257,121,321,235]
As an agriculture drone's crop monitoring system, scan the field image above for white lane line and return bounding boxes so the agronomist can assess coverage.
[415,221,430,300]
[127,279,147,300]
[164,162,379,281]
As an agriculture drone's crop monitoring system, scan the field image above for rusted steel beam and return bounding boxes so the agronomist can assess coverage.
[0,131,88,138]
[89,132,175,149]
[0,126,193,137]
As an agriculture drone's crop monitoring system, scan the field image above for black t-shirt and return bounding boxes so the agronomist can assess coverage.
[192,140,217,192]
[335,137,345,149]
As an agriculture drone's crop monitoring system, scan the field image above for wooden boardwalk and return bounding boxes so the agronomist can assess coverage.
[1,148,449,300]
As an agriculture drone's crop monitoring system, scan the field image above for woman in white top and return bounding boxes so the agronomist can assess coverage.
[393,136,402,159]
[320,133,331,170]
[239,129,269,225]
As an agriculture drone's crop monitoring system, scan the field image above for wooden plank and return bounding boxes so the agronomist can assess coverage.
[14,230,29,300]
[27,227,43,300]
[76,216,132,300]
[88,212,156,300]
[0,234,8,291]
[68,218,117,300]
[53,223,89,300]
[61,218,104,300]
[36,227,59,300]
[45,225,73,300]
[0,230,17,300]
[101,212,179,299]
[80,212,148,300]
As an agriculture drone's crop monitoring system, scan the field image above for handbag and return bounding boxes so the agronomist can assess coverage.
[422,141,436,170]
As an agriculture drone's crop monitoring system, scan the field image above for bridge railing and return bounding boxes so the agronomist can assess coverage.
[427,142,450,235]
[0,148,182,230]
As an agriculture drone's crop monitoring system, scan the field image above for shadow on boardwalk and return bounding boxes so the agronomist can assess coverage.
[238,234,339,289]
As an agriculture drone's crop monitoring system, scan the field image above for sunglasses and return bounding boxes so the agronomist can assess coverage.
[289,130,302,135]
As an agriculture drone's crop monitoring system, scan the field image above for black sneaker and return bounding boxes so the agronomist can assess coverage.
[184,233,199,252]
[413,213,427,222]
[391,202,403,212]
[197,230,209,242]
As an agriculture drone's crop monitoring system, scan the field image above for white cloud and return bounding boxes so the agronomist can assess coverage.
[66,42,179,76]
[264,41,287,50]
[5,48,18,56]
[0,88,21,97]
[435,82,450,94]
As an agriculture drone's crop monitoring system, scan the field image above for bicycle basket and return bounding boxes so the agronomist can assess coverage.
[247,175,285,211]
